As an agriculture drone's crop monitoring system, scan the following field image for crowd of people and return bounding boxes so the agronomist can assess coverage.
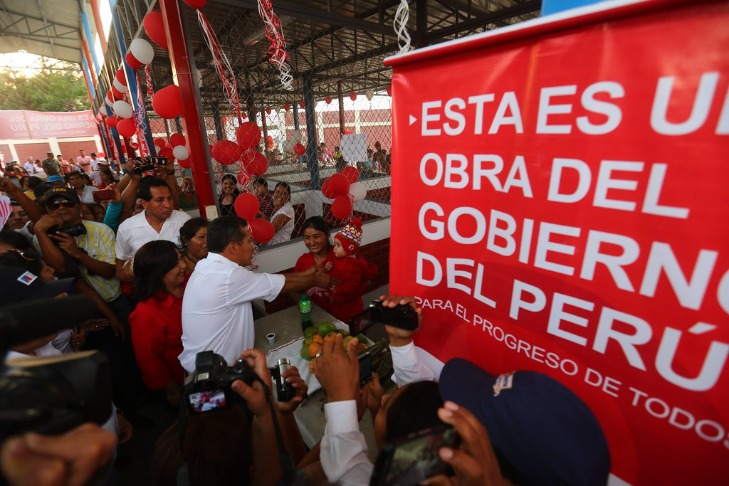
[0,147,610,485]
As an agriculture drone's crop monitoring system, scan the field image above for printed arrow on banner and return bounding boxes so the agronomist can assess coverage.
[409,114,417,125]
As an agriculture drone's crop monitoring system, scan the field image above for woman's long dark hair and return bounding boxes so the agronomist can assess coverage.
[180,217,209,252]
[132,240,181,302]
[218,174,240,203]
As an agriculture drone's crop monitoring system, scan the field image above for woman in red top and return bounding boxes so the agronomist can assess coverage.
[129,240,186,405]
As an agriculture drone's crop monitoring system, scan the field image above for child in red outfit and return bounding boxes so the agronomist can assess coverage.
[324,218,378,322]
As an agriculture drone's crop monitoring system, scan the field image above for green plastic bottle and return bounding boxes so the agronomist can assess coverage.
[299,293,313,332]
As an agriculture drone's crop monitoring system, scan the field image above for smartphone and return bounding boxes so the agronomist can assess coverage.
[92,189,114,202]
[370,424,460,486]
[358,352,372,387]
[186,388,227,414]
[349,301,419,335]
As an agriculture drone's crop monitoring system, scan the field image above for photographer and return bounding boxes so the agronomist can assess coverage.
[314,296,611,486]
[151,348,308,486]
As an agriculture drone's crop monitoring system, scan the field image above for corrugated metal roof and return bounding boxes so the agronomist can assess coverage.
[0,0,84,63]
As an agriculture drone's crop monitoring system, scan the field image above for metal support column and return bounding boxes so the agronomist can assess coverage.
[160,0,216,216]
[212,102,224,141]
[337,80,345,133]
[303,72,320,188]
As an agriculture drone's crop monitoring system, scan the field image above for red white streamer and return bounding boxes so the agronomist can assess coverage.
[257,0,293,91]
[197,10,243,121]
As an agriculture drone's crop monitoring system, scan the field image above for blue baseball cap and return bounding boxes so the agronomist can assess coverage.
[439,358,610,485]
[47,175,64,183]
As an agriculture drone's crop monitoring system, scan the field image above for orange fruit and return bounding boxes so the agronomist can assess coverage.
[308,342,322,358]
[324,332,338,344]
[312,334,324,344]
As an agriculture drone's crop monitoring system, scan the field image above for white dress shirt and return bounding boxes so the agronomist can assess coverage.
[115,209,191,260]
[179,252,285,372]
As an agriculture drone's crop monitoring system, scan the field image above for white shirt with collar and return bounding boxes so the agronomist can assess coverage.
[115,209,191,261]
[79,185,98,204]
[179,252,285,372]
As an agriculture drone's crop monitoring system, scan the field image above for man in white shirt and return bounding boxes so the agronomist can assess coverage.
[179,215,330,372]
[115,177,190,281]
[23,156,35,175]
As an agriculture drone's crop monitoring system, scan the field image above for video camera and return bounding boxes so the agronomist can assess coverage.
[349,300,419,335]
[132,156,167,175]
[0,296,111,440]
[183,351,259,414]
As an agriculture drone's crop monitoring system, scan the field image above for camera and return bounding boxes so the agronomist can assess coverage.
[183,351,259,414]
[370,424,461,485]
[0,296,111,440]
[48,223,87,237]
[270,358,295,402]
[349,300,419,335]
[132,156,167,175]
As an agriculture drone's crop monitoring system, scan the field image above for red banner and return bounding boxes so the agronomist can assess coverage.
[0,110,98,140]
[386,1,728,484]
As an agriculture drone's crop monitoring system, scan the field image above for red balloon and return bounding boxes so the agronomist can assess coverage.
[299,101,305,109]
[116,118,137,138]
[178,156,191,169]
[283,104,290,112]
[234,193,259,220]
[111,86,123,100]
[325,96,332,104]
[143,11,168,50]
[349,91,357,101]
[115,70,127,86]
[265,107,271,115]
[342,166,359,183]
[266,135,274,149]
[154,137,168,148]
[170,133,186,147]
[158,147,174,160]
[182,0,207,8]
[245,152,268,176]
[212,140,243,165]
[98,152,105,157]
[125,51,143,70]
[105,116,119,127]
[249,218,275,243]
[236,122,261,149]
[152,85,181,119]
[331,195,353,219]
[328,173,350,197]
[343,129,353,135]
[293,143,305,156]
[321,180,336,199]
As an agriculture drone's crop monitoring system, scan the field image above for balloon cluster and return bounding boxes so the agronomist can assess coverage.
[233,193,275,244]
[322,167,366,220]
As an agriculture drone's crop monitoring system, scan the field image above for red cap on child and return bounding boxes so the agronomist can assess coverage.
[334,218,363,255]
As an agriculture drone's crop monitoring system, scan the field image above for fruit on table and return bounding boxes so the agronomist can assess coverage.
[300,321,366,361]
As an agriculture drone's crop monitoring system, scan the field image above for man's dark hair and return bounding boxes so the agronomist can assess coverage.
[301,216,330,239]
[65,172,82,183]
[386,381,443,442]
[138,176,171,201]
[26,176,43,189]
[0,231,33,251]
[207,216,248,253]
[0,249,44,277]
[132,240,181,302]
[252,177,268,188]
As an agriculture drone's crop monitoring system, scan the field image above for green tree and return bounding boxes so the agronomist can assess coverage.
[0,61,89,112]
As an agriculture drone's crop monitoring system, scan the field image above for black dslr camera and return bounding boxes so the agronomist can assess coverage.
[349,300,419,335]
[47,223,87,238]
[132,156,167,175]
[183,351,258,414]
[0,296,111,440]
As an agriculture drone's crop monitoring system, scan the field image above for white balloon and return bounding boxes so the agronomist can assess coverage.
[290,129,303,143]
[113,100,134,119]
[129,38,154,65]
[105,96,113,107]
[113,78,128,94]
[282,138,295,153]
[349,182,367,202]
[173,145,189,161]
